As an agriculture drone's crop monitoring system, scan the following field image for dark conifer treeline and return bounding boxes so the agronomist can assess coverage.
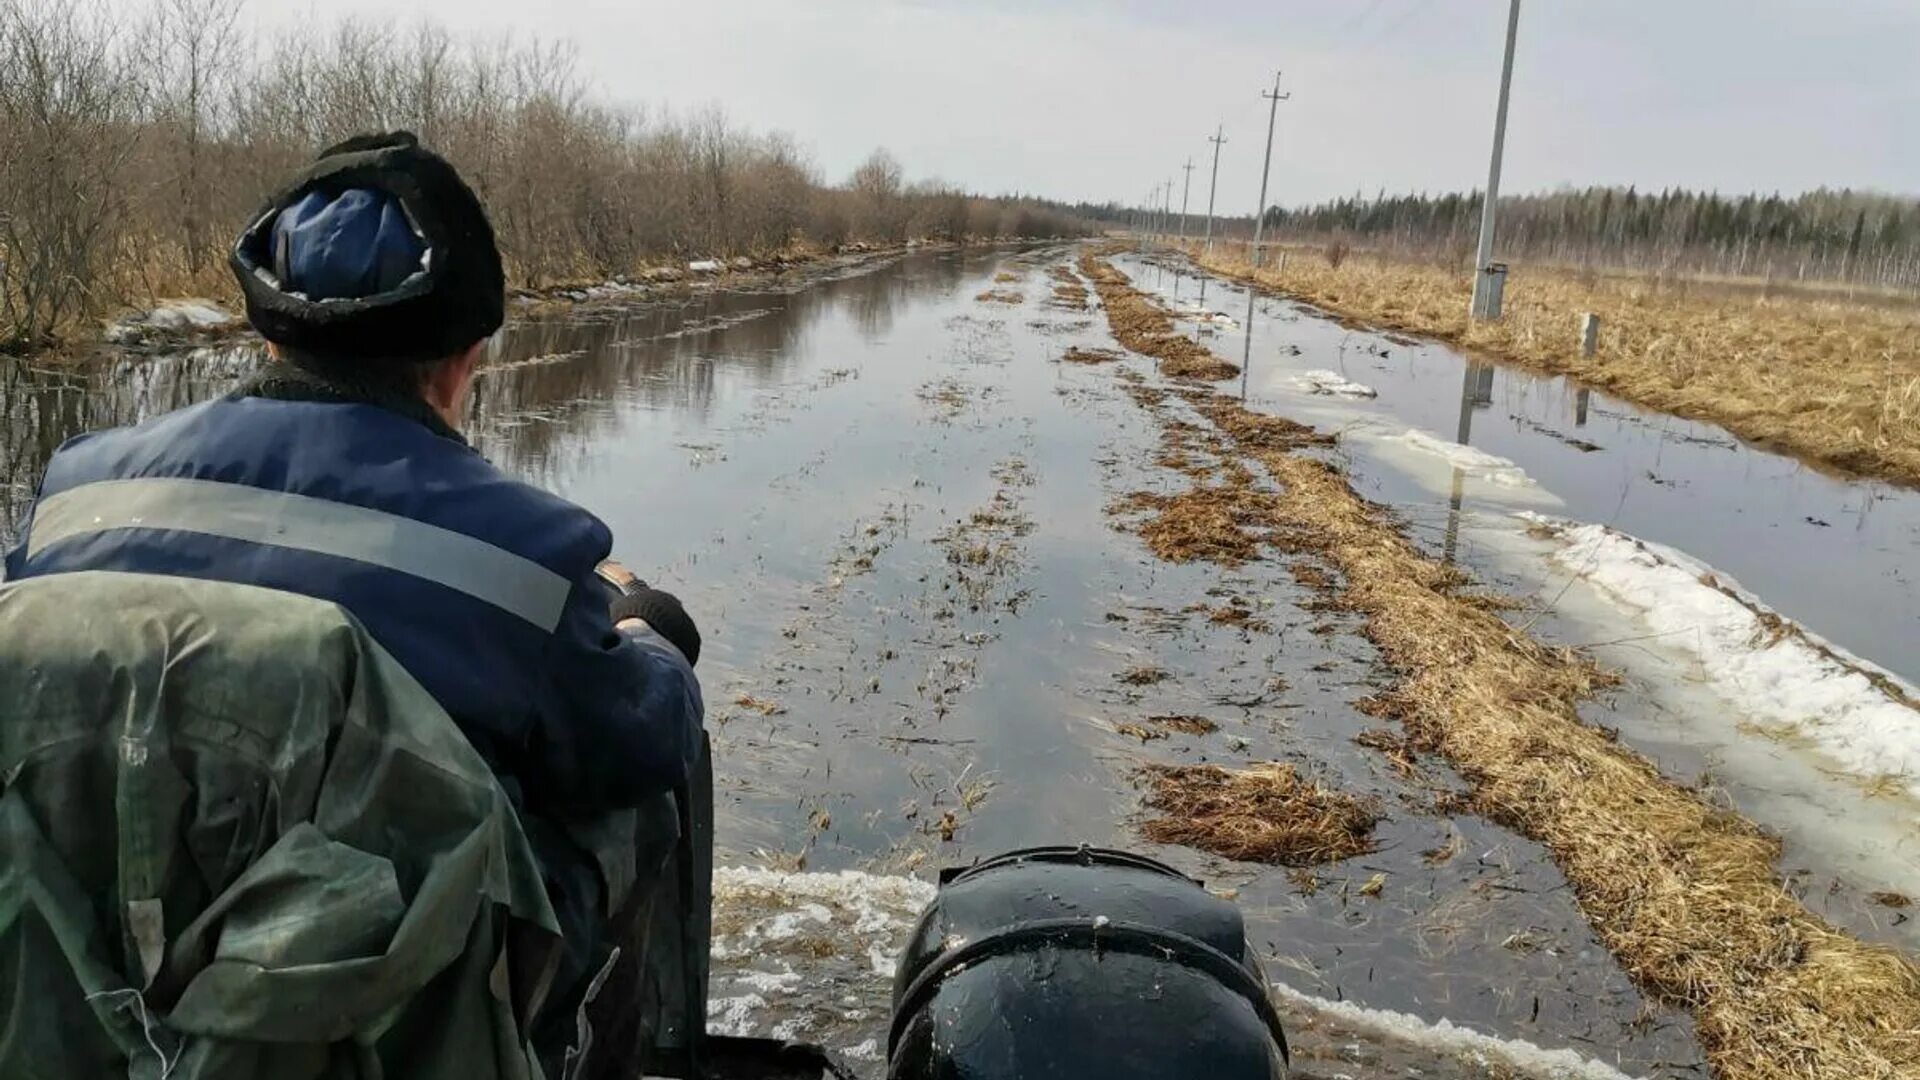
[1258,187,1920,288]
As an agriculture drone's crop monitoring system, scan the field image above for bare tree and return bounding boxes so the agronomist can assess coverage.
[146,0,243,277]
[0,0,142,351]
[849,147,905,242]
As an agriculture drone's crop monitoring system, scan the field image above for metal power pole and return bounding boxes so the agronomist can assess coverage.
[1249,70,1289,268]
[1178,158,1195,238]
[1470,0,1521,320]
[1202,125,1226,254]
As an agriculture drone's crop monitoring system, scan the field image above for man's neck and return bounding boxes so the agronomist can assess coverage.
[239,358,467,443]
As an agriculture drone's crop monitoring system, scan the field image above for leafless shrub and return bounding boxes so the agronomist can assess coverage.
[0,2,1094,352]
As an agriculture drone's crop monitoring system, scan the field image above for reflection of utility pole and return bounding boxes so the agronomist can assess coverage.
[1456,363,1496,443]
[1178,158,1195,239]
[1250,70,1289,269]
[1202,125,1227,255]
[1240,286,1257,402]
[1469,0,1521,321]
[1444,361,1492,566]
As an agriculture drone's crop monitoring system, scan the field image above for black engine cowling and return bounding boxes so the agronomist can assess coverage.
[887,846,1289,1079]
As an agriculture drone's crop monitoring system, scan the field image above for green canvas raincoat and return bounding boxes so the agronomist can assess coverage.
[0,570,562,1079]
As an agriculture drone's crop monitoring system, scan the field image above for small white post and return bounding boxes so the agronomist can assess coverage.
[1579,312,1600,357]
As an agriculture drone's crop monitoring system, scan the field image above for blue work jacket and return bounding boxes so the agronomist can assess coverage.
[5,375,702,818]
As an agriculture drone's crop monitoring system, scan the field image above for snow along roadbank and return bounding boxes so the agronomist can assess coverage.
[1526,514,1920,798]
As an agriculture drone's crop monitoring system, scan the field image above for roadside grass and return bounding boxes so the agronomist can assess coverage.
[1192,241,1920,488]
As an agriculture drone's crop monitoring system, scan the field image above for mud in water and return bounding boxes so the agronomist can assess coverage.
[1,246,1706,1077]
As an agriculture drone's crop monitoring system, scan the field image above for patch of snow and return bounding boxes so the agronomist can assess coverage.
[687,259,724,273]
[1526,514,1920,796]
[1289,369,1378,398]
[1171,299,1238,328]
[1390,429,1534,487]
[842,1038,883,1062]
[1271,982,1643,1080]
[104,299,235,342]
[146,299,232,329]
[579,281,647,301]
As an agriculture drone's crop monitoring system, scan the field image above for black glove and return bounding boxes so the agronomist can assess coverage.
[610,585,701,667]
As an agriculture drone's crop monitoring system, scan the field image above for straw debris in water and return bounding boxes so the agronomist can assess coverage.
[1061,346,1122,365]
[1140,763,1381,866]
[1078,253,1239,380]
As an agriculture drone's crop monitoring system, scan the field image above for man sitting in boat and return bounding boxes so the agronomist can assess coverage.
[2,132,704,1075]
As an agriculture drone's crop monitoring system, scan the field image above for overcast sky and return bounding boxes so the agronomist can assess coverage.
[246,0,1919,213]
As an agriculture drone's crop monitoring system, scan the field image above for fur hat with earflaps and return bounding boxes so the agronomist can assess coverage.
[230,131,505,365]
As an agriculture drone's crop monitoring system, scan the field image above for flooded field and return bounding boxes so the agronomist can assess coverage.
[8,244,1918,1077]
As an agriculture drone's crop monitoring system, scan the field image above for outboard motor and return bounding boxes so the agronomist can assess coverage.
[887,846,1290,1079]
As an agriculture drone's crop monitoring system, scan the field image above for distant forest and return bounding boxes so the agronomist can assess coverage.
[1258,187,1920,289]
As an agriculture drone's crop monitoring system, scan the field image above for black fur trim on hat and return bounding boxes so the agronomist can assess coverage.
[230,131,505,365]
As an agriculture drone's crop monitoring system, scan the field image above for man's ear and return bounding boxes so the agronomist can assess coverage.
[421,341,486,426]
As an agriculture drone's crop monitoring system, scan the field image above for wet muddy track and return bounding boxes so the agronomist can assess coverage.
[2,246,1722,1077]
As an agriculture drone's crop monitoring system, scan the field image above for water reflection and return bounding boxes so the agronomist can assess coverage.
[1442,363,1496,566]
[0,252,961,545]
[1239,286,1256,402]
[0,347,259,545]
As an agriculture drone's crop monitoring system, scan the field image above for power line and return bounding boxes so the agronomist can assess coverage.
[1360,0,1432,49]
[1331,0,1389,42]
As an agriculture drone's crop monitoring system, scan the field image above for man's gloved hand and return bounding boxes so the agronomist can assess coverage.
[597,559,701,665]
[609,586,701,666]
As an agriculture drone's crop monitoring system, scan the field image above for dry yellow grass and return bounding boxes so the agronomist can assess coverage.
[1193,242,1920,487]
[1141,763,1380,866]
[1060,346,1122,365]
[1078,253,1239,380]
[1089,262,1920,1080]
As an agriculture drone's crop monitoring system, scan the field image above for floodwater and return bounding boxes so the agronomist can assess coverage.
[1124,251,1920,946]
[3,246,1788,1078]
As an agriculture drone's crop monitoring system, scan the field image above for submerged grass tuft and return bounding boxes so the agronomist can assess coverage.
[1140,762,1380,866]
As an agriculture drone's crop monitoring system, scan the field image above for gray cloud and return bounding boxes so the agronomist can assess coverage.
[247,0,1919,211]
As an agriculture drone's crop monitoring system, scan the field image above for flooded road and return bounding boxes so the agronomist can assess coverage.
[3,247,1775,1077]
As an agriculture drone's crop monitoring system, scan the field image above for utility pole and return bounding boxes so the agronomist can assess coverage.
[1178,158,1195,239]
[1202,125,1226,255]
[1164,177,1175,241]
[1249,70,1289,269]
[1470,0,1521,321]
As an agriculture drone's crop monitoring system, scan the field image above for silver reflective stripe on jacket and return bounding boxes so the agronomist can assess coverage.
[26,476,572,631]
